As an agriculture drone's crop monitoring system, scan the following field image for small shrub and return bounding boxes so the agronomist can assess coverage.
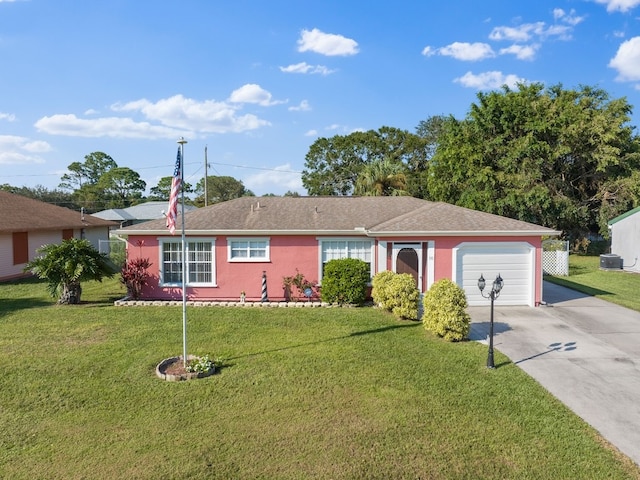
[422,278,470,342]
[120,257,152,300]
[282,270,317,301]
[372,270,397,308]
[320,258,370,305]
[372,271,419,320]
[387,273,420,320]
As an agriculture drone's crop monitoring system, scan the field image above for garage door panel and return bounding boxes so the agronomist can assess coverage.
[456,243,534,307]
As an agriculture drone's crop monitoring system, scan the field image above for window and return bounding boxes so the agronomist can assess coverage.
[320,239,374,279]
[160,239,216,286]
[228,238,270,262]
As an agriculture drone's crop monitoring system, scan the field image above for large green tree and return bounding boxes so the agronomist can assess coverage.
[302,126,428,197]
[59,152,120,212]
[59,152,118,191]
[193,175,254,207]
[98,167,147,208]
[427,83,640,239]
[149,176,194,201]
[25,238,118,305]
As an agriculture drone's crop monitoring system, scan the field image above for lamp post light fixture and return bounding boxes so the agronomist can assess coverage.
[477,273,504,369]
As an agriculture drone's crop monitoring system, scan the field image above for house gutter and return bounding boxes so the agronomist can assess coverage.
[114,228,561,237]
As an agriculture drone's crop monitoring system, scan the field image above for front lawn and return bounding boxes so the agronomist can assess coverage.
[0,278,638,479]
[546,255,640,312]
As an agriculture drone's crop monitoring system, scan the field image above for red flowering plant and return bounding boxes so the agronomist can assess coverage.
[120,257,152,300]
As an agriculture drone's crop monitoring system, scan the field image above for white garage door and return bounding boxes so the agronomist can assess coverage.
[454,242,534,307]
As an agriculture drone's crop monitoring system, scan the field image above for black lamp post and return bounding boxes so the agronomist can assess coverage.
[477,273,504,369]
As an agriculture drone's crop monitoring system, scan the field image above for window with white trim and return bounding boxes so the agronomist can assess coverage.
[160,239,216,286]
[320,239,374,279]
[228,238,270,262]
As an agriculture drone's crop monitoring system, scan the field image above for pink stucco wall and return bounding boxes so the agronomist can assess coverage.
[127,235,320,302]
[125,234,545,305]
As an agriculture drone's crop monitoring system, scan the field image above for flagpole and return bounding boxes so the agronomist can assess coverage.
[177,137,188,367]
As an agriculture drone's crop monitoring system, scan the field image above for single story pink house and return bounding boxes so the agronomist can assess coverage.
[116,196,559,306]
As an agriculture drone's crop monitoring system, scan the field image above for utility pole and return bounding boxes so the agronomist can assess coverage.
[204,145,208,207]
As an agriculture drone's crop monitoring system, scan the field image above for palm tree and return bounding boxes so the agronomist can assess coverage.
[354,157,409,196]
[25,238,118,304]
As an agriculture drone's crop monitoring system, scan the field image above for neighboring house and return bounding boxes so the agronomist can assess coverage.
[0,191,117,281]
[608,206,640,273]
[115,196,559,307]
[93,201,198,229]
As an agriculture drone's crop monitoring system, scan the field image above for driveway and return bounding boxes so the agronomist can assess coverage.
[468,281,640,467]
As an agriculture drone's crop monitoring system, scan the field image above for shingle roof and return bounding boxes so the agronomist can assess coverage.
[0,191,117,233]
[117,196,559,237]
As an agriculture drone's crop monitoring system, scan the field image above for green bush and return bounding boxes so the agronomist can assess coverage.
[371,270,396,307]
[422,278,470,342]
[372,271,419,320]
[320,258,370,305]
[388,274,420,320]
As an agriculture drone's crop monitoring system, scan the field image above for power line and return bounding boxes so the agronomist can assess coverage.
[4,160,303,180]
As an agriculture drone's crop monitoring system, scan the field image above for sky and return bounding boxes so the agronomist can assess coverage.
[1,0,640,197]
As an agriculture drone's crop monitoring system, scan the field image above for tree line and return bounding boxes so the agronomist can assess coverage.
[4,83,639,241]
[2,152,300,213]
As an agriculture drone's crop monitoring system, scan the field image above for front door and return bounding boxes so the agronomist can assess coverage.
[396,247,419,288]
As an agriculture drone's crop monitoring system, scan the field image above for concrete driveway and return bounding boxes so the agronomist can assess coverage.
[468,281,640,467]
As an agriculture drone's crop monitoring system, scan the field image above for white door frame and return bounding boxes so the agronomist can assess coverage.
[392,243,424,292]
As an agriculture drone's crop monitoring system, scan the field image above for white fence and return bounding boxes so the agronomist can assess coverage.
[542,240,569,276]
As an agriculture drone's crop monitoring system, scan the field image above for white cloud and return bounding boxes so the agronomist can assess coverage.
[35,114,182,139]
[0,112,16,122]
[499,44,539,60]
[36,92,273,138]
[304,129,318,137]
[609,36,640,81]
[437,42,495,61]
[297,28,359,56]
[592,0,640,12]
[228,84,284,106]
[553,8,585,25]
[421,46,435,56]
[288,100,311,112]
[279,62,336,75]
[454,71,525,90]
[0,135,49,165]
[489,22,572,42]
[243,164,304,195]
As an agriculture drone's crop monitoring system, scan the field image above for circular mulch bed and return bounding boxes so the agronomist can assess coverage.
[155,355,215,381]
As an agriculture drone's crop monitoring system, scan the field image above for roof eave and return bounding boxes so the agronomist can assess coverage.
[115,228,561,237]
[370,229,561,237]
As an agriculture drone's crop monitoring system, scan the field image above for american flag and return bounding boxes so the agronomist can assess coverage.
[166,148,181,234]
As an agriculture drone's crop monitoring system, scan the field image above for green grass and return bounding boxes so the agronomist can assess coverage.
[546,255,640,312]
[1,278,639,479]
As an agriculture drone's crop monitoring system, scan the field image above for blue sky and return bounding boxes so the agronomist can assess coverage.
[1,0,640,196]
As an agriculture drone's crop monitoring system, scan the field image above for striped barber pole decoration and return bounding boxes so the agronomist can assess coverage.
[261,271,269,303]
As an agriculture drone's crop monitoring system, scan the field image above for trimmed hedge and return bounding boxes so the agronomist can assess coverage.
[320,258,370,305]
